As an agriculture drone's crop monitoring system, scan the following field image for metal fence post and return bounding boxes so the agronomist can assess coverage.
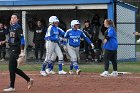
[22,11,28,62]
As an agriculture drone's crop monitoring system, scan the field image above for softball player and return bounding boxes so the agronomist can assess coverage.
[3,13,33,92]
[64,20,94,75]
[40,16,67,76]
[100,19,118,77]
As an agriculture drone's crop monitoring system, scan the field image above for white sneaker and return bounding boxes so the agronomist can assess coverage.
[76,69,81,75]
[58,70,67,75]
[110,71,118,77]
[49,70,56,74]
[3,87,15,92]
[69,70,74,75]
[100,71,109,77]
[40,71,47,76]
[62,63,64,66]
[27,78,34,89]
[45,69,50,74]
[46,69,56,74]
[0,58,5,62]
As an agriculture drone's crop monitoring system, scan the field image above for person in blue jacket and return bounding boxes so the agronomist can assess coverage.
[64,20,94,75]
[100,19,118,77]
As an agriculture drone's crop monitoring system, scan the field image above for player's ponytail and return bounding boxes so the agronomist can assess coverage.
[105,19,116,31]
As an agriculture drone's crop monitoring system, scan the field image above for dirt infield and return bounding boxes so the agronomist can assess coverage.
[1,71,140,93]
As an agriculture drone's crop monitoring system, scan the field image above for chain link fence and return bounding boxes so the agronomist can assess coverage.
[115,0,139,61]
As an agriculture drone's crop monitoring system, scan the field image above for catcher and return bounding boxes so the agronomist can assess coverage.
[3,13,33,92]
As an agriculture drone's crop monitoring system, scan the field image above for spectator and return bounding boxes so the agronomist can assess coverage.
[33,20,46,62]
[101,15,107,36]
[91,14,101,38]
[93,37,102,62]
[83,20,95,61]
[0,22,8,61]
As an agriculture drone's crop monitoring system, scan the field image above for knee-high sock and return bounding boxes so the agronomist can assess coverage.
[73,61,79,70]
[70,62,73,70]
[41,62,47,71]
[58,60,63,71]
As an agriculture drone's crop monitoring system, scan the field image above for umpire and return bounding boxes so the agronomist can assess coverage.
[3,13,33,92]
[33,20,46,62]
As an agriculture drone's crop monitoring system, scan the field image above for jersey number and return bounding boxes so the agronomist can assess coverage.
[73,39,78,43]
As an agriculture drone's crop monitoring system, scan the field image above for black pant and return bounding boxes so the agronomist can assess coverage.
[104,49,117,71]
[34,41,44,60]
[9,47,30,88]
[84,41,94,59]
[0,45,6,59]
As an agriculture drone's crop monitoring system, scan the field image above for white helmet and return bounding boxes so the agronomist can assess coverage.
[71,20,80,28]
[49,16,59,23]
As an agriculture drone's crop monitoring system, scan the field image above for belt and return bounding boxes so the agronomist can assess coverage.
[46,40,58,43]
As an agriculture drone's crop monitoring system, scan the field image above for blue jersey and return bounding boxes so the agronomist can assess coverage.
[44,25,65,42]
[103,26,118,50]
[64,29,92,47]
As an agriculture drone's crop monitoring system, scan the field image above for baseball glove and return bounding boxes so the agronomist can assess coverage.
[17,52,25,67]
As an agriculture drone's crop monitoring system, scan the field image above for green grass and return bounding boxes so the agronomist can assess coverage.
[136,45,140,52]
[0,62,140,73]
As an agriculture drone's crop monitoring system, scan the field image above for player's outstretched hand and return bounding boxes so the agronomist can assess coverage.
[63,45,67,52]
[91,43,94,49]
[133,32,140,36]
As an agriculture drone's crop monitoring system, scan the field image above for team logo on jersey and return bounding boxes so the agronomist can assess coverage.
[53,31,59,35]
[36,30,42,33]
[10,32,15,37]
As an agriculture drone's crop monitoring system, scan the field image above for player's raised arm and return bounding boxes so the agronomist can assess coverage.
[81,31,94,49]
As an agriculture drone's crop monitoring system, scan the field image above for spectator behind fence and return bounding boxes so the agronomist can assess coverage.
[100,19,118,77]
[91,14,101,38]
[83,20,95,61]
[93,37,102,62]
[101,14,107,36]
[0,22,8,61]
[33,20,46,62]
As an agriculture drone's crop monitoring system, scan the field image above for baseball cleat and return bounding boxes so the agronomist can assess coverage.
[76,69,81,75]
[58,70,67,75]
[45,69,50,74]
[110,71,118,77]
[100,71,110,77]
[69,70,74,75]
[28,78,34,89]
[49,70,56,74]
[40,71,47,76]
[3,87,15,92]
[46,69,56,74]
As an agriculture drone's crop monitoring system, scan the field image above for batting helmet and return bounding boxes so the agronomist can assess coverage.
[49,16,59,23]
[71,20,80,28]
